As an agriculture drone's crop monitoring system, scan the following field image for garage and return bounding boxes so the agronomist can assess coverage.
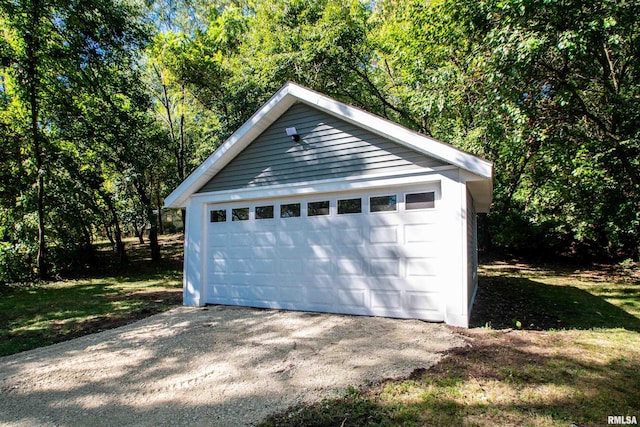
[165,82,493,327]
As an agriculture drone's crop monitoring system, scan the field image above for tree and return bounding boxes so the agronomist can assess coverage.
[143,0,640,260]
[0,0,54,278]
[367,0,640,258]
[0,0,155,277]
[465,0,640,257]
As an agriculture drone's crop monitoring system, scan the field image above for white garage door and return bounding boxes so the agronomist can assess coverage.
[205,185,445,321]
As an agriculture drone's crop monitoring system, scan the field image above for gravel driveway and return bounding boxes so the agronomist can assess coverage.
[0,306,466,426]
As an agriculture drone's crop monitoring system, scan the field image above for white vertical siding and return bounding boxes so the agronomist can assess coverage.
[439,172,469,327]
[183,198,207,306]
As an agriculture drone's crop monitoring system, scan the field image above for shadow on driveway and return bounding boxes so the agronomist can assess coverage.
[0,306,465,427]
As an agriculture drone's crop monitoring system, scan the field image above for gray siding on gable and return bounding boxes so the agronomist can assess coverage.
[197,102,446,193]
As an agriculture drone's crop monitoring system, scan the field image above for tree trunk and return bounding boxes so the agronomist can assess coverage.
[113,216,127,266]
[147,203,161,262]
[178,84,186,182]
[80,221,95,266]
[156,188,164,235]
[134,222,145,244]
[104,223,115,246]
[134,181,161,261]
[36,158,47,279]
[27,0,48,280]
[103,191,127,265]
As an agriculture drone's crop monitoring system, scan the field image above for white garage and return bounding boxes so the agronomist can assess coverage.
[165,82,493,327]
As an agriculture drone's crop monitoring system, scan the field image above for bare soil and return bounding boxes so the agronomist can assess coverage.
[0,306,466,427]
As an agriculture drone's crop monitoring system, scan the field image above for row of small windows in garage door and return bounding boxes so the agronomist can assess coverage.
[210,191,435,223]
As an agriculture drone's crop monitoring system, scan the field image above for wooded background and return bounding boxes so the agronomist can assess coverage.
[1,0,638,281]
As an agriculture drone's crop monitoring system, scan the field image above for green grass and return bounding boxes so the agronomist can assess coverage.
[474,261,640,330]
[0,235,183,357]
[260,260,640,427]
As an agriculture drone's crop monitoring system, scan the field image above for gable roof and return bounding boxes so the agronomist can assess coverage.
[165,82,493,209]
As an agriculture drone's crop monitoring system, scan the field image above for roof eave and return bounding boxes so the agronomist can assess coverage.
[164,84,298,208]
[287,84,493,180]
[165,82,494,208]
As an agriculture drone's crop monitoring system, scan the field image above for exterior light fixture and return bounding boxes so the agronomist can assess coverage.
[285,127,300,142]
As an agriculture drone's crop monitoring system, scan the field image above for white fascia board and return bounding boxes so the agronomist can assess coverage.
[288,84,494,180]
[461,170,494,213]
[189,167,455,205]
[164,84,298,208]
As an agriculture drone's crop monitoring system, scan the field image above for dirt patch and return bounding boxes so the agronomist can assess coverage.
[0,306,466,427]
[436,329,552,380]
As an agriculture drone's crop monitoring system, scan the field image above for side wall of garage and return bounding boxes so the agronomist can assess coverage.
[466,188,479,319]
[439,171,472,327]
[183,197,206,306]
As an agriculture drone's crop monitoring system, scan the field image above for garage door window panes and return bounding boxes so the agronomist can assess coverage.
[232,208,249,221]
[406,192,435,210]
[308,201,329,216]
[256,205,274,219]
[210,209,226,222]
[280,203,301,218]
[338,198,362,214]
[370,195,397,212]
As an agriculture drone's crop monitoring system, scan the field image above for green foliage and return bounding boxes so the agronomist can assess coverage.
[0,0,164,279]
[0,242,35,284]
[482,0,640,255]
[141,0,640,259]
[2,0,640,282]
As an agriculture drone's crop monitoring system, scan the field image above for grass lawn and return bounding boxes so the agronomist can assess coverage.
[0,234,183,357]
[260,260,640,427]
